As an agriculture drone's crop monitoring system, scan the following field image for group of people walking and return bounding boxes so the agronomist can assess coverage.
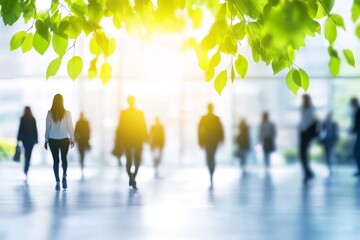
[15,93,360,190]
[16,94,165,190]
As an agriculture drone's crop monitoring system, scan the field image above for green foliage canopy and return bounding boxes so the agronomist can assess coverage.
[0,0,359,94]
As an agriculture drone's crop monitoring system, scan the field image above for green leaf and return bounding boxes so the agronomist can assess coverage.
[201,34,217,51]
[35,20,47,34]
[95,32,116,57]
[286,68,300,95]
[65,16,83,39]
[299,68,310,91]
[88,2,104,24]
[331,14,345,30]
[23,7,35,24]
[100,62,112,84]
[188,7,202,28]
[328,46,338,57]
[214,70,227,95]
[322,0,335,13]
[46,57,62,79]
[325,17,337,44]
[209,52,221,67]
[90,37,102,55]
[292,69,301,87]
[272,58,287,74]
[205,68,214,82]
[315,1,327,19]
[67,56,83,80]
[2,0,22,26]
[10,31,26,51]
[352,2,360,22]
[223,34,238,54]
[52,34,68,57]
[234,54,248,79]
[196,47,209,71]
[103,37,116,57]
[232,22,246,40]
[329,56,341,76]
[33,31,51,55]
[21,33,33,53]
[113,14,122,29]
[88,57,98,79]
[356,24,360,39]
[343,49,355,67]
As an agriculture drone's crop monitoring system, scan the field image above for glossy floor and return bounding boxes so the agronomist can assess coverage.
[1,163,360,240]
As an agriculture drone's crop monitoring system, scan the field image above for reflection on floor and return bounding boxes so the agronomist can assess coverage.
[1,163,360,240]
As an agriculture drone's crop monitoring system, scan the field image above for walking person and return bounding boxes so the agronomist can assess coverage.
[198,103,224,188]
[17,106,38,179]
[299,94,319,183]
[350,97,360,176]
[259,112,276,169]
[44,94,75,191]
[74,112,91,179]
[116,96,148,190]
[149,117,165,178]
[235,119,250,170]
[319,112,338,175]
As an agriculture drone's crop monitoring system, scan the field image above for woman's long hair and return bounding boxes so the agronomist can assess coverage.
[50,94,65,122]
[23,106,33,118]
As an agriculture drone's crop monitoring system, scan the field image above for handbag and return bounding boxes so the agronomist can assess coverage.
[13,144,21,162]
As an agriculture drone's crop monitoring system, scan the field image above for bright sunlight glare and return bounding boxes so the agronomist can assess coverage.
[36,0,52,12]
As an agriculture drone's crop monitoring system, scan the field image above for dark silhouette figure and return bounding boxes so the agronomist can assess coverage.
[74,112,91,179]
[45,94,75,191]
[235,119,250,170]
[299,94,318,183]
[149,117,165,178]
[319,112,338,174]
[198,103,224,187]
[17,106,38,178]
[259,112,276,169]
[112,115,124,168]
[116,96,148,190]
[350,97,360,176]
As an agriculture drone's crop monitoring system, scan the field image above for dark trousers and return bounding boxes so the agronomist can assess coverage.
[323,143,335,171]
[23,143,34,175]
[300,130,314,178]
[125,146,142,180]
[151,147,163,169]
[354,136,360,172]
[264,153,270,168]
[238,150,247,168]
[205,145,217,177]
[78,146,85,170]
[49,138,70,182]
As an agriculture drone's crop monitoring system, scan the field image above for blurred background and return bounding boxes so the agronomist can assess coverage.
[0,1,359,170]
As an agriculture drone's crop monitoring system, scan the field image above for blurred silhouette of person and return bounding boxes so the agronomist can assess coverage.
[319,112,338,175]
[235,119,250,170]
[112,114,124,168]
[149,117,165,178]
[350,97,360,176]
[259,112,276,169]
[45,94,74,191]
[299,94,318,183]
[17,106,38,178]
[74,112,91,179]
[198,103,224,187]
[117,96,148,190]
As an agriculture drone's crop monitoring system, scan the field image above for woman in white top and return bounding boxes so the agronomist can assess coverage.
[44,94,74,191]
[259,112,276,169]
[299,94,318,183]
